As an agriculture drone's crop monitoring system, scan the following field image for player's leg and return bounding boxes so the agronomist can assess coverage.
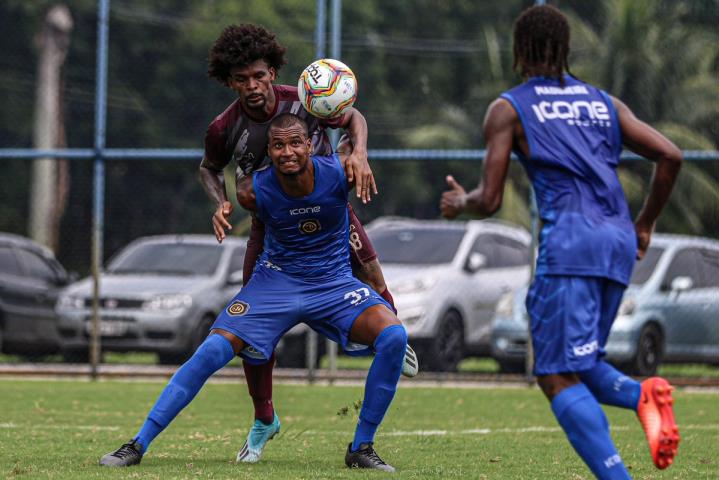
[347,304,406,469]
[580,280,679,469]
[528,275,631,480]
[238,215,279,462]
[99,329,244,467]
[347,204,418,377]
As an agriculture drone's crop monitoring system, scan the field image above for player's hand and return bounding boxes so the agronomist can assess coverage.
[440,175,468,219]
[344,149,377,204]
[212,201,233,243]
[635,221,654,260]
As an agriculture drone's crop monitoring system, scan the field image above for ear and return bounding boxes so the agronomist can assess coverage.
[268,67,277,82]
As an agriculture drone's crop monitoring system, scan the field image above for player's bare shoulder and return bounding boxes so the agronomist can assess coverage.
[484,97,519,126]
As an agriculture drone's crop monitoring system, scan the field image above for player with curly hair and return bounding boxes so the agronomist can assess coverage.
[441,5,681,479]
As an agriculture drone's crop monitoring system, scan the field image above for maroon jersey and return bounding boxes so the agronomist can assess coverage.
[202,84,340,180]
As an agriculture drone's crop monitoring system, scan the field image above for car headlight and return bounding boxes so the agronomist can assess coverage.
[391,277,438,295]
[142,294,193,311]
[618,298,636,316]
[495,292,515,317]
[57,294,85,309]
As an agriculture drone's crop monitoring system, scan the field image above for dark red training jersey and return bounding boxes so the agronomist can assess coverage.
[202,84,340,180]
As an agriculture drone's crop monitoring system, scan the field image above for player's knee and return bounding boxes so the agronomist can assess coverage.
[192,334,235,371]
[374,324,407,357]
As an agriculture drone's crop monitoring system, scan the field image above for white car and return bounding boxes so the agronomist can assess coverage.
[366,217,531,371]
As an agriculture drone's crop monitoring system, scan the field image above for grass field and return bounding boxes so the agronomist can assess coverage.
[1,379,717,479]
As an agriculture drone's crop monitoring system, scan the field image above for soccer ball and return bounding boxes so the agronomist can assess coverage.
[298,58,357,119]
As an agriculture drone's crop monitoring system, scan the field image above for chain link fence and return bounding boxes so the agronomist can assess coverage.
[1,0,719,378]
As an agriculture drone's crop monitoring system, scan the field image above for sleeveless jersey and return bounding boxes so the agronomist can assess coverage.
[253,154,352,281]
[203,85,340,179]
[501,75,637,284]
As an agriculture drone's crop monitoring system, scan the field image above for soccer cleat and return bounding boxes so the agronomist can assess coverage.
[236,412,281,463]
[99,439,143,467]
[637,377,680,469]
[345,442,396,472]
[402,344,419,378]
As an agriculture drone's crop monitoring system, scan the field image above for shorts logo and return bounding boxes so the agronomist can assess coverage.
[573,340,599,357]
[299,219,321,234]
[240,345,265,360]
[227,301,250,316]
[344,287,370,306]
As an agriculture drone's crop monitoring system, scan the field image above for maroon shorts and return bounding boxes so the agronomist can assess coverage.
[242,204,378,285]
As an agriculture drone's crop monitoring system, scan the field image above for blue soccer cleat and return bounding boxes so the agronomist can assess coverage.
[236,413,281,463]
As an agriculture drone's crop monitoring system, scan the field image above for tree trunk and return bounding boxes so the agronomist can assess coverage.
[29,4,73,251]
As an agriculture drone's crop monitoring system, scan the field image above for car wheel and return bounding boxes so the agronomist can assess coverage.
[158,314,214,365]
[425,310,464,372]
[62,349,94,363]
[631,323,663,376]
[275,333,324,369]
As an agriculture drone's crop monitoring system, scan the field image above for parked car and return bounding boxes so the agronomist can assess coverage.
[56,235,246,364]
[362,217,532,371]
[0,232,74,357]
[490,234,719,376]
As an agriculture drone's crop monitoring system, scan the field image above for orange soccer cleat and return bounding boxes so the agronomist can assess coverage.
[637,377,680,469]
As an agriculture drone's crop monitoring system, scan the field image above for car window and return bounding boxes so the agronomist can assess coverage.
[469,235,496,268]
[494,236,529,267]
[697,249,719,288]
[630,246,664,285]
[369,228,465,264]
[661,248,700,291]
[15,248,57,282]
[0,245,22,276]
[228,247,246,277]
[108,243,223,276]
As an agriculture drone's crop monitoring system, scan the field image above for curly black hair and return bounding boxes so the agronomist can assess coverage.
[513,5,570,82]
[208,24,288,86]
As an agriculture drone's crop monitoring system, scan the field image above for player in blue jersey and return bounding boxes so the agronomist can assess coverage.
[440,5,682,479]
[100,113,406,472]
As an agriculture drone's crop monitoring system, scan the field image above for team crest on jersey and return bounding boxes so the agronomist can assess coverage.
[299,219,321,234]
[227,300,250,316]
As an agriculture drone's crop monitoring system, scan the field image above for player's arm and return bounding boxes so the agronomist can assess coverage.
[336,134,357,191]
[440,98,515,219]
[236,174,257,212]
[199,156,234,243]
[333,107,375,203]
[611,96,683,258]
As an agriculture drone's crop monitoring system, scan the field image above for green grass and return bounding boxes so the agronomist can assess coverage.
[1,379,717,479]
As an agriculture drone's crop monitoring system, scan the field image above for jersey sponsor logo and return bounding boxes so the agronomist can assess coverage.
[227,300,250,316]
[531,100,611,127]
[290,206,321,215]
[344,287,371,306]
[534,85,589,96]
[299,219,321,234]
[573,340,599,357]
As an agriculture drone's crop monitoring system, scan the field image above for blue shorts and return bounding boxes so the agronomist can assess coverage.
[525,275,626,376]
[211,266,391,364]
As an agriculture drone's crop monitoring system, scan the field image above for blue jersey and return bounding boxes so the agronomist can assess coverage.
[501,75,637,285]
[253,154,352,281]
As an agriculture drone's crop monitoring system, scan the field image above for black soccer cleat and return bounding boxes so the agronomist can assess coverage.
[99,439,144,467]
[345,442,396,472]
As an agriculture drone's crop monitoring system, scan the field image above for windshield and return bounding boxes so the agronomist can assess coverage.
[107,243,223,276]
[368,227,465,264]
[630,246,664,285]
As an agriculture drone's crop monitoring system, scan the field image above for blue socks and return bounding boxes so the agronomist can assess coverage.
[579,361,641,410]
[352,325,407,451]
[134,334,235,452]
[551,383,631,479]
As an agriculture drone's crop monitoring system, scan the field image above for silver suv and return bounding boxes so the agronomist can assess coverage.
[366,217,531,371]
[56,235,246,363]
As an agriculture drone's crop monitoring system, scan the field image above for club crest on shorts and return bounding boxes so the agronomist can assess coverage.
[227,300,250,316]
[299,218,321,234]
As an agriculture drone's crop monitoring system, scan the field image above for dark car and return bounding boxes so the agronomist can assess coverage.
[0,232,73,357]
